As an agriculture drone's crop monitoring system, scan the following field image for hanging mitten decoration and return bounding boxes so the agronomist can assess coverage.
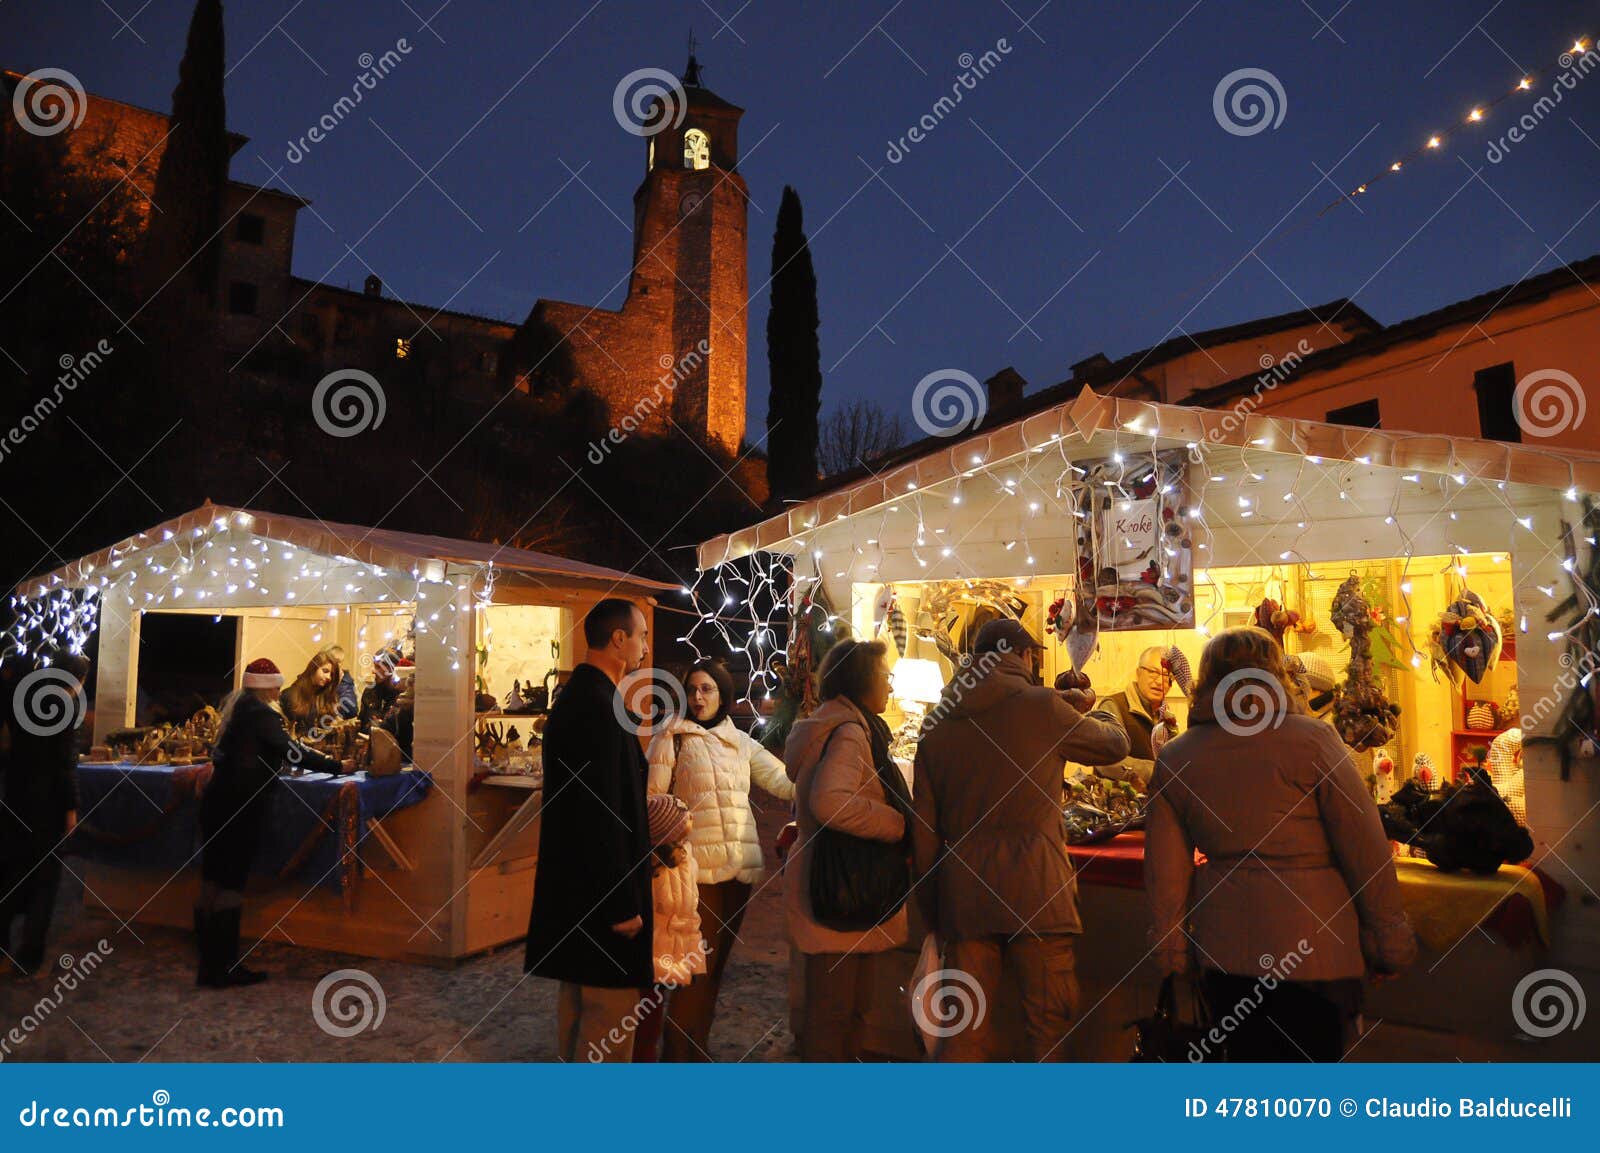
[1161,645,1193,696]
[1435,591,1501,685]
[886,594,909,658]
[1065,595,1099,673]
[1330,572,1400,751]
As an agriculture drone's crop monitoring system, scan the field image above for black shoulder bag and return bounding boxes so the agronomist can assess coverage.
[807,723,913,931]
[1131,974,1222,1062]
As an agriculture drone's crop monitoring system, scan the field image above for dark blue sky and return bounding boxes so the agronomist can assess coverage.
[10,0,1600,431]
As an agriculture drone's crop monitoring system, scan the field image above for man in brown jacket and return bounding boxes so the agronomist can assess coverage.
[911,620,1130,1061]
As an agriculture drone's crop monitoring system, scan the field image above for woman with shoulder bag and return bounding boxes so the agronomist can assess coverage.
[782,639,912,1061]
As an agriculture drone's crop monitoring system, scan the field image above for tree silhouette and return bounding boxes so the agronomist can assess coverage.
[764,185,820,505]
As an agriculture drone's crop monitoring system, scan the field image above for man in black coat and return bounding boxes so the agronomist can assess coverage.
[197,657,344,989]
[524,598,654,1061]
[0,652,88,977]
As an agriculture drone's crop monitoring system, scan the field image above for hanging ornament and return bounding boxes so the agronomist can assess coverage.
[1434,591,1501,685]
[1160,644,1193,696]
[1065,594,1099,673]
[1252,597,1301,645]
[1330,571,1400,751]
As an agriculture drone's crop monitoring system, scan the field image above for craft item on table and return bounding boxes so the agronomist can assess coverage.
[1252,597,1302,645]
[504,679,529,713]
[474,691,499,713]
[1062,774,1146,843]
[1486,727,1527,824]
[1503,684,1520,721]
[1466,701,1498,731]
[1431,591,1502,685]
[1380,773,1533,874]
[1412,752,1437,790]
[1329,572,1401,750]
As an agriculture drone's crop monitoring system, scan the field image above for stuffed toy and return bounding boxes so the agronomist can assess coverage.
[1381,774,1533,874]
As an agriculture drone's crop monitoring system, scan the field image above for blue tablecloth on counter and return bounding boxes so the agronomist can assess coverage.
[71,762,433,898]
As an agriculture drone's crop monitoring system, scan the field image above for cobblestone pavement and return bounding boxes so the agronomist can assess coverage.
[0,805,798,1063]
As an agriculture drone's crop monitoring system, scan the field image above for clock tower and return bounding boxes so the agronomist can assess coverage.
[526,54,750,456]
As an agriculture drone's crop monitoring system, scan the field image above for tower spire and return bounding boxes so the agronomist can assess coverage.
[684,30,703,87]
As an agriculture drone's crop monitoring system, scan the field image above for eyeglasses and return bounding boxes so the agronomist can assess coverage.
[1137,666,1171,677]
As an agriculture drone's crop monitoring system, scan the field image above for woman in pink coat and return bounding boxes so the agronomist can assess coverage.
[782,639,910,1060]
[1146,627,1416,1061]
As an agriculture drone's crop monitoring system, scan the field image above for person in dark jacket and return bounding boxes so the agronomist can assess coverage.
[0,651,89,978]
[196,657,344,988]
[524,598,654,1062]
[358,669,402,732]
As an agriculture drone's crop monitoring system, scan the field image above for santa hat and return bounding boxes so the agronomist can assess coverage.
[646,794,691,847]
[241,658,284,689]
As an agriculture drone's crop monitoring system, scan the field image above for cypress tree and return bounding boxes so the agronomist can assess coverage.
[765,185,821,504]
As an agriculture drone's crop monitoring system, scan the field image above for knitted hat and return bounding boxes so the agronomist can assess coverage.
[647,794,691,847]
[1296,652,1336,693]
[241,657,284,689]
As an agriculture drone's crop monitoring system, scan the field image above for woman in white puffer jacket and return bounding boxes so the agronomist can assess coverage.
[646,659,794,1061]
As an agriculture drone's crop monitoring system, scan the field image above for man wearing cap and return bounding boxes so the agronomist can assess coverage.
[911,619,1130,1060]
[1090,646,1178,787]
[196,658,347,989]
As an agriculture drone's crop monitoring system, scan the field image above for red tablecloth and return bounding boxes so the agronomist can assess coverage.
[1068,831,1567,949]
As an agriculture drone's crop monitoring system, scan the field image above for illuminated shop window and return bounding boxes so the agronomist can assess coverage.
[395,337,411,360]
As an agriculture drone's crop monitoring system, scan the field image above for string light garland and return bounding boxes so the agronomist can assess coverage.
[1322,32,1594,214]
[6,510,507,673]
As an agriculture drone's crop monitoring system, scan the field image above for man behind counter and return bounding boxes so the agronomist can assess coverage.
[1089,646,1175,786]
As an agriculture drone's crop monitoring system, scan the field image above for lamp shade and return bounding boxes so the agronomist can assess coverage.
[892,659,945,706]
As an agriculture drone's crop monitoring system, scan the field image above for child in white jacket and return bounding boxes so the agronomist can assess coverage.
[633,794,707,1061]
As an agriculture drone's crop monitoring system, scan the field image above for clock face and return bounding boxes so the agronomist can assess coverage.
[684,128,710,170]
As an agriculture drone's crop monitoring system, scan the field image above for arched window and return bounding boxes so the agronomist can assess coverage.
[683,128,710,170]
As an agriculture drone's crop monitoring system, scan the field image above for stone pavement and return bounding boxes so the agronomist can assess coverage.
[0,802,798,1064]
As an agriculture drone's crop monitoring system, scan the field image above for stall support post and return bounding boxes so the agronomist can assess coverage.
[1511,494,1600,963]
[92,596,140,744]
[413,572,475,957]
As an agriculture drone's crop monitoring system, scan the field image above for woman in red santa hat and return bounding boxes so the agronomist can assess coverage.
[194,657,348,988]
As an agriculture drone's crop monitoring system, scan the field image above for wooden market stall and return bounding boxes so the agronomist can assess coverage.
[8,502,675,963]
[695,386,1600,1058]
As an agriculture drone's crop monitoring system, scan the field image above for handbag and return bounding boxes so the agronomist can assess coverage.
[1131,974,1220,1062]
[807,726,912,931]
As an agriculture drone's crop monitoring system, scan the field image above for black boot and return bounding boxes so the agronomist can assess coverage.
[194,908,215,987]
[206,908,267,988]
